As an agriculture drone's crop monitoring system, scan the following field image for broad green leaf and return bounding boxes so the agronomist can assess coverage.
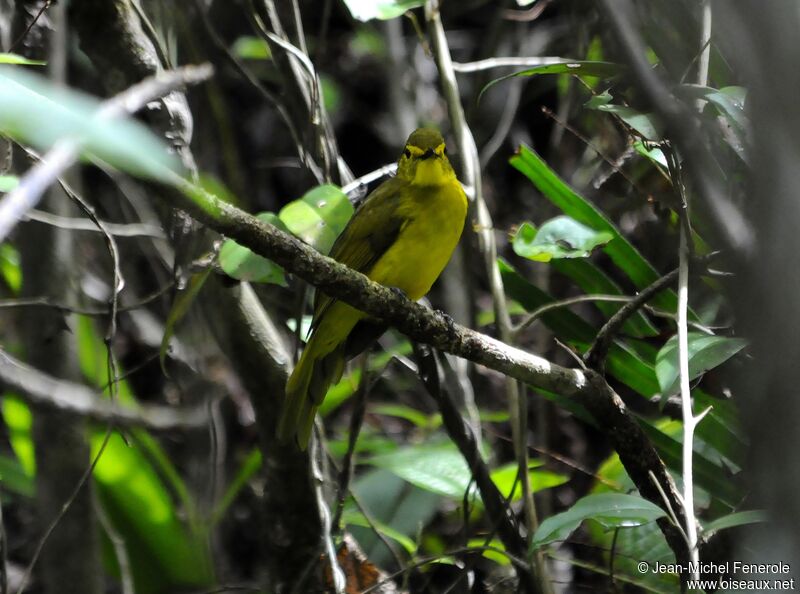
[0,174,18,192]
[482,61,622,99]
[510,145,677,313]
[513,216,613,262]
[0,67,182,182]
[231,36,271,60]
[342,0,424,21]
[367,441,563,502]
[219,213,289,285]
[0,53,45,66]
[366,441,476,500]
[655,333,747,397]
[585,92,662,140]
[701,510,767,538]
[279,184,353,254]
[532,493,666,548]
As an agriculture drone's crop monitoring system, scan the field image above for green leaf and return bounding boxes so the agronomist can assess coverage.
[219,212,289,285]
[655,333,747,396]
[371,403,435,429]
[1,394,35,475]
[231,36,272,60]
[342,510,417,554]
[482,61,622,99]
[532,493,666,548]
[342,0,424,21]
[0,53,46,66]
[278,184,353,254]
[513,216,613,262]
[510,145,677,312]
[0,67,183,183]
[490,462,568,500]
[0,243,21,293]
[585,92,662,140]
[367,441,564,503]
[638,420,740,508]
[702,510,767,538]
[0,174,19,192]
[678,84,748,132]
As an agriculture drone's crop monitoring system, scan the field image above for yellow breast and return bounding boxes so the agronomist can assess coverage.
[368,179,467,300]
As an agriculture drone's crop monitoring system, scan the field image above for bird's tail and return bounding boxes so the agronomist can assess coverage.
[278,333,346,449]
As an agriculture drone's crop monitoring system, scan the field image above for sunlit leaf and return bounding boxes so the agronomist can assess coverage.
[531,493,666,549]
[231,36,271,60]
[279,184,353,254]
[512,216,613,262]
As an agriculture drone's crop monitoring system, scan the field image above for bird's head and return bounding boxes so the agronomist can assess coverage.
[397,128,456,186]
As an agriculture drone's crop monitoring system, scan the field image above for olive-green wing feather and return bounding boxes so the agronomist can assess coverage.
[310,176,409,329]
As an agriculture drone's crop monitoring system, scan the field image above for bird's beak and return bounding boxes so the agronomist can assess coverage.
[421,148,437,160]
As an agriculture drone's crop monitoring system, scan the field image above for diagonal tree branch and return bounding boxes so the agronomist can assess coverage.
[164,170,692,567]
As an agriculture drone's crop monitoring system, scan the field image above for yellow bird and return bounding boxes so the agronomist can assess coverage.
[278,128,469,448]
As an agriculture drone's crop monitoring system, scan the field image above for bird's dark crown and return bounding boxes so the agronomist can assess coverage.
[406,128,445,151]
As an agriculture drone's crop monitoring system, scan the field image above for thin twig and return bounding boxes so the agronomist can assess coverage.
[23,208,164,237]
[584,268,680,371]
[452,56,574,73]
[310,435,345,594]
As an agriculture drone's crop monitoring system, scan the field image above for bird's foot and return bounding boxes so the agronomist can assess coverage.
[436,310,457,333]
[389,287,409,300]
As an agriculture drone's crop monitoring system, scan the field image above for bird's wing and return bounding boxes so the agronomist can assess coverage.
[311,176,408,329]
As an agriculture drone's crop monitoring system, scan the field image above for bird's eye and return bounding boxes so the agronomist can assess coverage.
[403,148,411,158]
